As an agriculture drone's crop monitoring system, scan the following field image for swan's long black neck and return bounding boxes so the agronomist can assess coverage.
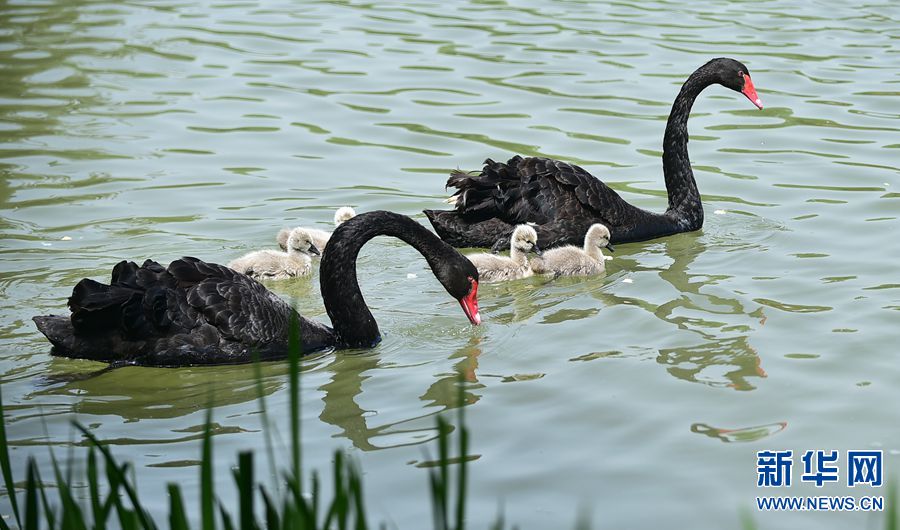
[319,211,462,349]
[661,66,715,231]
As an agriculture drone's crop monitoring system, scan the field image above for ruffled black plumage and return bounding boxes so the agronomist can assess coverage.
[427,155,659,250]
[34,257,334,366]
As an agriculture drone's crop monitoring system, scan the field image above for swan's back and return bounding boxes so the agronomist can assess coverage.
[32,258,335,365]
[425,156,635,248]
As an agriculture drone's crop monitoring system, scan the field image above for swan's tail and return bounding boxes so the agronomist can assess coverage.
[32,259,179,361]
[33,315,77,354]
[32,313,133,362]
[444,157,530,219]
[423,157,529,248]
[423,210,515,249]
[68,260,174,337]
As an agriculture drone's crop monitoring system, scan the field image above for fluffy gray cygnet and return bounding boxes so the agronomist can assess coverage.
[229,227,318,280]
[466,224,540,282]
[277,206,356,252]
[530,223,613,276]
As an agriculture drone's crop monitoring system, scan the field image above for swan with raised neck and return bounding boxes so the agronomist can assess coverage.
[424,57,764,251]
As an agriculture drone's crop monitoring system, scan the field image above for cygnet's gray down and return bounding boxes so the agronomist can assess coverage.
[230,227,319,280]
[530,223,613,276]
[466,224,540,282]
[277,206,355,252]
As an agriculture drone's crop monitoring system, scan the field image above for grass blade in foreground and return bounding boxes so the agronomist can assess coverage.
[201,407,214,530]
[0,391,22,528]
[10,368,863,529]
[168,483,190,530]
[234,451,256,530]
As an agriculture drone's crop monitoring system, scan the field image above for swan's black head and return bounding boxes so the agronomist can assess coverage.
[705,57,763,109]
[435,254,481,326]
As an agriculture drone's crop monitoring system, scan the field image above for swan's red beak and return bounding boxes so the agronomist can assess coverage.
[741,73,763,109]
[459,279,481,325]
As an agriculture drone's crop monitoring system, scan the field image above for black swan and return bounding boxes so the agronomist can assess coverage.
[32,211,482,366]
[424,57,763,251]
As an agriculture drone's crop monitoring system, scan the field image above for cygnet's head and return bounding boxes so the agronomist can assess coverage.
[334,206,356,226]
[287,228,320,256]
[585,224,613,252]
[511,224,540,255]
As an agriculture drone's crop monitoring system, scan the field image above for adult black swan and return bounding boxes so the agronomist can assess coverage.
[32,211,482,366]
[424,57,764,251]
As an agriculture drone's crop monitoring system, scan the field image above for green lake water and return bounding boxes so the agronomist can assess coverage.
[1,0,898,528]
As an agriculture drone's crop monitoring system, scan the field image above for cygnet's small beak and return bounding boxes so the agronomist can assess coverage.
[308,244,321,256]
[531,244,543,257]
[605,242,615,253]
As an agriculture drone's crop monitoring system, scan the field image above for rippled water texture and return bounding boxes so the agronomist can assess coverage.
[1,0,898,528]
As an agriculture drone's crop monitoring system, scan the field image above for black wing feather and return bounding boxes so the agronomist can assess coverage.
[173,258,294,345]
[426,156,647,249]
[36,256,332,365]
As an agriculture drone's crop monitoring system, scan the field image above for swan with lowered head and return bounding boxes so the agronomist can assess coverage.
[531,223,613,276]
[228,227,318,280]
[423,58,764,251]
[277,206,356,252]
[466,224,540,282]
[32,211,481,366]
